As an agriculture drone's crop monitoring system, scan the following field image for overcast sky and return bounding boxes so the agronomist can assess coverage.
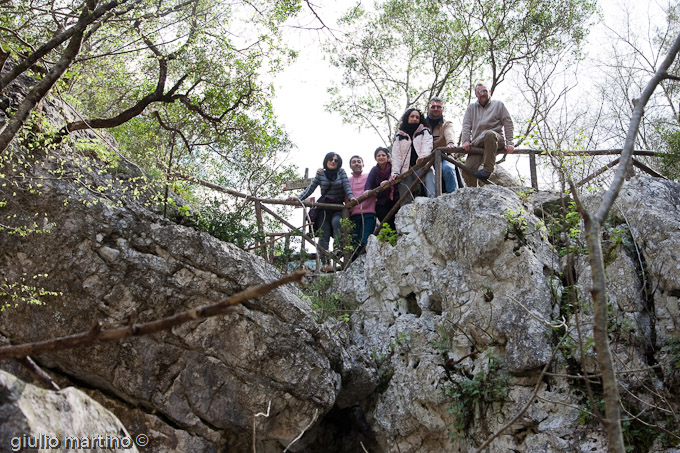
[272,3,379,184]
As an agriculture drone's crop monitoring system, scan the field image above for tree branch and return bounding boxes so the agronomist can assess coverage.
[0,0,131,92]
[0,0,94,154]
[0,270,306,361]
[572,31,680,453]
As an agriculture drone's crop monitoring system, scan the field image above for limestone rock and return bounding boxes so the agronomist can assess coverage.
[332,179,680,452]
[611,177,680,346]
[0,139,343,451]
[0,370,137,452]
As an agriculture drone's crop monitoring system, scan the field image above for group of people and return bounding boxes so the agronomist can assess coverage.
[291,84,515,271]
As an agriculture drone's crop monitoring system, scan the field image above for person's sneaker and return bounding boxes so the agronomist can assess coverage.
[474,168,491,180]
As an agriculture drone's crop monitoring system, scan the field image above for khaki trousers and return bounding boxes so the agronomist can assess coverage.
[463,130,505,187]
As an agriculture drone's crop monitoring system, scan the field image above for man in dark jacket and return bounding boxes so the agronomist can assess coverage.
[426,96,462,192]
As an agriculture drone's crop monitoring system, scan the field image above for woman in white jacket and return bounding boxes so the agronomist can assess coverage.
[389,108,435,205]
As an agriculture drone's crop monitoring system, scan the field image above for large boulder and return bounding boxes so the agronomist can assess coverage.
[333,179,680,452]
[0,370,137,452]
[336,186,563,451]
[0,139,347,451]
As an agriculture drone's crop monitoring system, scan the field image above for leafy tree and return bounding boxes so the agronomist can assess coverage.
[0,0,304,248]
[325,0,597,144]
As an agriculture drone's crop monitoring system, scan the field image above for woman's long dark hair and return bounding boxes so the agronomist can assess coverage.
[398,108,427,131]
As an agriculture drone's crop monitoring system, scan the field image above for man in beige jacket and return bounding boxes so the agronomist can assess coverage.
[461,83,515,186]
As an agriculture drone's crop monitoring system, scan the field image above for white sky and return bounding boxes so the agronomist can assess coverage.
[272,2,379,186]
[271,0,671,193]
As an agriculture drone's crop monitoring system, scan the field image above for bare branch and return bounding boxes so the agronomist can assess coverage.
[18,356,60,390]
[0,270,306,361]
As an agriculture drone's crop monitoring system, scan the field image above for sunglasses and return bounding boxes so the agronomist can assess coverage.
[329,158,339,162]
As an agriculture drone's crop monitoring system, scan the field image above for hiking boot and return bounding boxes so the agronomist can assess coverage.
[474,168,491,180]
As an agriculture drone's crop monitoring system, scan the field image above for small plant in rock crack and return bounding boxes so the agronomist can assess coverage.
[338,217,358,257]
[300,274,357,322]
[503,208,529,254]
[377,222,398,246]
[504,208,528,236]
[430,325,454,354]
[444,354,510,440]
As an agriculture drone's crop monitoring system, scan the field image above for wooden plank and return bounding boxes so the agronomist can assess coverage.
[632,158,666,178]
[283,178,313,191]
[529,150,538,190]
[434,149,443,197]
[576,157,620,188]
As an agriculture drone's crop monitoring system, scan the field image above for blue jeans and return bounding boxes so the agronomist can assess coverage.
[442,160,459,193]
[399,167,435,204]
[350,213,376,258]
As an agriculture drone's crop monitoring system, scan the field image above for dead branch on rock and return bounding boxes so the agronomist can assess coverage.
[252,400,272,453]
[283,409,318,452]
[18,356,60,390]
[0,270,306,361]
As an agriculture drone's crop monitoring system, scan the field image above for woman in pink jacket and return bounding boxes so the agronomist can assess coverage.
[389,108,435,205]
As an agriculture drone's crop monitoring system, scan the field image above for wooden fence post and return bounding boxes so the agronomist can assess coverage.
[268,234,276,263]
[434,148,443,197]
[529,150,538,190]
[254,200,265,258]
[284,234,291,271]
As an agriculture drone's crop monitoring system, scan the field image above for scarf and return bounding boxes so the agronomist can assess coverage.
[376,162,395,200]
[402,122,419,137]
[324,168,339,181]
[426,116,443,129]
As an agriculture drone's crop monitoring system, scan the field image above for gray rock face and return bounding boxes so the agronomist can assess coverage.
[613,178,680,346]
[0,370,137,452]
[333,178,680,452]
[357,187,559,374]
[0,134,345,451]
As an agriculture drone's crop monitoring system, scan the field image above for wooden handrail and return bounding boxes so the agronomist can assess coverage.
[169,147,664,271]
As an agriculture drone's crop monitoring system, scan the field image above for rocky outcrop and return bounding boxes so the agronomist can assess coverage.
[0,78,377,450]
[0,146,358,450]
[0,370,137,452]
[331,178,680,452]
[1,72,678,452]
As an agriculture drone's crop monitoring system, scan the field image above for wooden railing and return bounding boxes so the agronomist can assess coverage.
[174,147,662,272]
